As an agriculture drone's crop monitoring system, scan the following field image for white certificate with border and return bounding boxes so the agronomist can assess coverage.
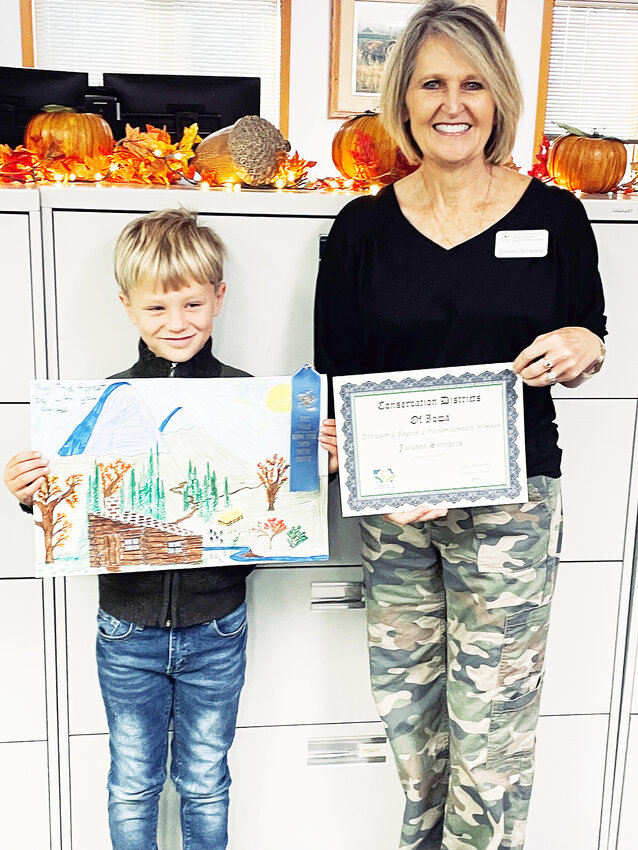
[333,363,527,517]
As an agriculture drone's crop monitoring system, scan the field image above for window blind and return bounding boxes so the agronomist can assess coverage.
[544,1,638,141]
[33,0,281,127]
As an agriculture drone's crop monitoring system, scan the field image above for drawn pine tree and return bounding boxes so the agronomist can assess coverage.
[87,461,101,513]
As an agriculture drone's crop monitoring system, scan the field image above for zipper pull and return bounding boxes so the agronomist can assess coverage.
[169,362,177,377]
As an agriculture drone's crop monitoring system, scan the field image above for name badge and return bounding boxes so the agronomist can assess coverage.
[495,229,548,258]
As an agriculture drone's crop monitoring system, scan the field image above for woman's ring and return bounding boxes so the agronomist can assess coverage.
[542,358,553,369]
[546,371,557,384]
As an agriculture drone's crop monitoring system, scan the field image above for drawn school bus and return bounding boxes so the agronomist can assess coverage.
[217,507,244,526]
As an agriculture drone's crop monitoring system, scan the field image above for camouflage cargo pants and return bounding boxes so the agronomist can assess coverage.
[360,476,562,850]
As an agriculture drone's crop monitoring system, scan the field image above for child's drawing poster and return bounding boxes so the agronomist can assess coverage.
[31,374,328,576]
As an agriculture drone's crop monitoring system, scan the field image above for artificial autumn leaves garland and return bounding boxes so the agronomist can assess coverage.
[1,122,635,193]
[0,123,199,185]
[0,122,317,189]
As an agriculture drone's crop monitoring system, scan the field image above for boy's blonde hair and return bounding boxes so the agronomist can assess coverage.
[381,0,522,165]
[114,207,225,294]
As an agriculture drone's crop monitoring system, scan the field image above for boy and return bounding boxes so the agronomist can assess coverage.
[3,207,251,850]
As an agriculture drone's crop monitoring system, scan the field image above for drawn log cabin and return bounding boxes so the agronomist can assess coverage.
[88,510,203,571]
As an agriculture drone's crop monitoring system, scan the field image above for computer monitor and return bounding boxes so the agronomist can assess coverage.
[101,73,261,141]
[0,66,89,148]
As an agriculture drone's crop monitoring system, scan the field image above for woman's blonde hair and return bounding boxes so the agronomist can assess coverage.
[380,0,522,165]
[114,207,225,294]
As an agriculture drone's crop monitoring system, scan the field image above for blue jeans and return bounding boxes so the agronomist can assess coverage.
[96,603,247,850]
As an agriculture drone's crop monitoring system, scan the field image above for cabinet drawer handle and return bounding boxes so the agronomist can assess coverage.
[307,736,387,765]
[311,580,364,610]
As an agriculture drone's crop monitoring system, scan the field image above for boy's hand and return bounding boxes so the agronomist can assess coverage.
[319,419,339,475]
[3,452,49,508]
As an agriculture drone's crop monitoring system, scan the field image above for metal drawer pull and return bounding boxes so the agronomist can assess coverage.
[310,580,364,609]
[307,736,387,765]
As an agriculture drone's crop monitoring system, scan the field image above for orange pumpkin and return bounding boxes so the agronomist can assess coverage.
[332,112,416,185]
[24,106,114,160]
[547,133,627,194]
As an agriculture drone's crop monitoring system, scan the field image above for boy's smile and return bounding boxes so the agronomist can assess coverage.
[119,278,226,363]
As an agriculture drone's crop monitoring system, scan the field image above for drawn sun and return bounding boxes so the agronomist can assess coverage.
[265,383,292,413]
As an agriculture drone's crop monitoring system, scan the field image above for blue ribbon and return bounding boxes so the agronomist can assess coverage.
[289,364,321,492]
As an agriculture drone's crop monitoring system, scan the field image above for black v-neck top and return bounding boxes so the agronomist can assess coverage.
[314,178,606,478]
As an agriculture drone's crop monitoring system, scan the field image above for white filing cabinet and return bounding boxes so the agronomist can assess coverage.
[579,203,638,850]
[1,185,637,850]
[0,188,52,850]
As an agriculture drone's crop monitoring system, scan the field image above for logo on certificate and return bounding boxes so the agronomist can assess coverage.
[373,468,396,489]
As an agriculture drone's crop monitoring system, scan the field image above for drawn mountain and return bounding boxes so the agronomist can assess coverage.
[159,406,197,434]
[160,405,257,481]
[58,382,168,457]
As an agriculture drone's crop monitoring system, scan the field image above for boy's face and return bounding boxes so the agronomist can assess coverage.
[119,278,226,363]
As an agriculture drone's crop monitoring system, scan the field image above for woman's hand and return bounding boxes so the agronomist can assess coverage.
[382,504,448,526]
[513,327,603,388]
[319,419,340,474]
[3,451,49,507]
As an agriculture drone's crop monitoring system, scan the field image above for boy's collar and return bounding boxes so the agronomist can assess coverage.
[135,338,222,378]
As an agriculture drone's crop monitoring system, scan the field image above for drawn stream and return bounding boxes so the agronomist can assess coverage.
[205,546,326,563]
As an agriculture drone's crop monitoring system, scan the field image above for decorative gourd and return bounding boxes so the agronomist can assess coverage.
[332,112,416,184]
[192,116,291,186]
[24,105,114,160]
[547,125,627,194]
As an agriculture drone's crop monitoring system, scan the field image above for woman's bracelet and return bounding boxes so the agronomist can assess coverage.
[579,336,606,380]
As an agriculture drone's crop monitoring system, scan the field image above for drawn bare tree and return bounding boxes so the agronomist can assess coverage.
[34,474,82,563]
[256,454,290,511]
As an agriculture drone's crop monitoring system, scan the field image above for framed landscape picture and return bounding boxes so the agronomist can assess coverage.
[329,0,508,118]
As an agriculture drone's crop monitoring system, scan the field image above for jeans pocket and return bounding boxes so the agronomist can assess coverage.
[96,609,137,641]
[211,603,247,638]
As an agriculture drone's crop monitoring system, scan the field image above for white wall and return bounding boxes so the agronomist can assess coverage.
[287,0,546,176]
[287,0,342,176]
[0,0,24,67]
[505,0,545,172]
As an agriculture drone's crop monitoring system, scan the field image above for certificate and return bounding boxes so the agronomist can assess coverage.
[333,363,527,517]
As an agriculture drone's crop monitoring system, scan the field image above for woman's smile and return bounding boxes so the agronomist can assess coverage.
[433,122,472,134]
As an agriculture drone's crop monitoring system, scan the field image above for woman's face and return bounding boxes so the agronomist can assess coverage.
[404,34,496,168]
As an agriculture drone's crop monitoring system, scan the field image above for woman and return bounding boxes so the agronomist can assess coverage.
[315,2,606,849]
